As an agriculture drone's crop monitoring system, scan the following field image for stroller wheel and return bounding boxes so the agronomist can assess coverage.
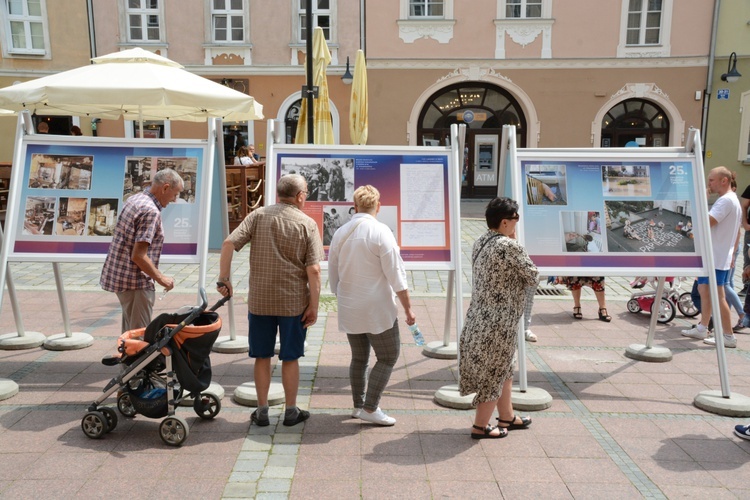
[159,416,189,446]
[627,299,641,313]
[117,393,137,418]
[100,407,118,432]
[652,297,676,324]
[678,292,700,318]
[194,393,221,420]
[81,411,109,439]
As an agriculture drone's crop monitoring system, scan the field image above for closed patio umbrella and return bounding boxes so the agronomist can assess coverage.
[295,27,334,144]
[0,47,263,123]
[349,49,368,145]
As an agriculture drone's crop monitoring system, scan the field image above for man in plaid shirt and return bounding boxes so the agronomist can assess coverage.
[100,168,184,333]
[217,173,324,427]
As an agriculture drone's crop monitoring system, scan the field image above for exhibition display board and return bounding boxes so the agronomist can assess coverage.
[266,145,456,271]
[2,135,211,264]
[512,141,708,278]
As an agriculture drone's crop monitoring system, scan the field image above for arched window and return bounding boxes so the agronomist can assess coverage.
[284,99,302,144]
[418,82,526,146]
[601,98,669,147]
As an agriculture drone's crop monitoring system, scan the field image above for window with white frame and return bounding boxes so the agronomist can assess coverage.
[298,0,331,41]
[409,0,444,18]
[617,0,671,57]
[505,0,542,18]
[626,0,661,45]
[398,0,454,43]
[126,0,161,42]
[1,0,48,55]
[212,0,244,42]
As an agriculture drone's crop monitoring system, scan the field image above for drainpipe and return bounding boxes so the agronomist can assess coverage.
[700,0,721,156]
[360,0,366,53]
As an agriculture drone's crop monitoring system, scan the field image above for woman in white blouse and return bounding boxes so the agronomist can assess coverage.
[328,185,416,426]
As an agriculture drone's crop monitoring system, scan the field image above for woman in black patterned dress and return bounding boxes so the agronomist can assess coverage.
[459,197,539,439]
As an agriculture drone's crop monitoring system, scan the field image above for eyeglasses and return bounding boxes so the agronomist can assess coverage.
[298,190,309,197]
[505,214,520,221]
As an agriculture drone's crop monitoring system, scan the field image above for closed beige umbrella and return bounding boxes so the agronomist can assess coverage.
[349,50,368,145]
[295,27,334,144]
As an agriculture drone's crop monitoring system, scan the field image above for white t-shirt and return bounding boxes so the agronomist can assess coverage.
[328,213,408,334]
[709,191,741,270]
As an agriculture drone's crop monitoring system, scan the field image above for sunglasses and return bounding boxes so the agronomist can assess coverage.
[505,214,520,221]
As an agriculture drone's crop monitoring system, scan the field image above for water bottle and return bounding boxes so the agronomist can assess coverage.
[408,324,425,346]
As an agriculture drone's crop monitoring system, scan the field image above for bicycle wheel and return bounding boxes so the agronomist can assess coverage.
[678,292,700,318]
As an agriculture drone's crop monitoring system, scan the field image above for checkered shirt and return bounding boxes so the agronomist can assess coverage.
[100,191,164,293]
[229,202,325,316]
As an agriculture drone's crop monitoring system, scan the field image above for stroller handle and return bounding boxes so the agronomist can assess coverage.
[198,287,208,311]
[210,294,231,311]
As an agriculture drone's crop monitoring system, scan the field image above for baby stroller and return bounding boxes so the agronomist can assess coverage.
[626,277,698,324]
[81,288,229,446]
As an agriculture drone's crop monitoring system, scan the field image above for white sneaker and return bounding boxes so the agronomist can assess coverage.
[524,330,538,342]
[681,325,708,339]
[358,407,396,426]
[703,334,737,348]
[351,408,362,419]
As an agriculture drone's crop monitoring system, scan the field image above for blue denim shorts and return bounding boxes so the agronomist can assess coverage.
[248,312,306,361]
[697,269,731,287]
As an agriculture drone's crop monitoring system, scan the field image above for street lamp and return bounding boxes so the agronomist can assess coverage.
[721,52,742,83]
[341,56,353,85]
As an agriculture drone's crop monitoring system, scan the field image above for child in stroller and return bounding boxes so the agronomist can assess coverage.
[81,288,229,446]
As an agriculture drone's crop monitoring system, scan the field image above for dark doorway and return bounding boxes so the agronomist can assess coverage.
[34,115,73,135]
[417,82,527,198]
[601,99,669,148]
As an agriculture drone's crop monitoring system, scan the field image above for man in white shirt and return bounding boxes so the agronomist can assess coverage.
[328,185,416,425]
[682,166,742,348]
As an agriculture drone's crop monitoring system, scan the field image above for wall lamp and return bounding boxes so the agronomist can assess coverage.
[341,56,353,85]
[721,52,742,83]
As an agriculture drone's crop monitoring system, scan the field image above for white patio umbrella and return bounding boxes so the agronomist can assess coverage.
[0,47,263,123]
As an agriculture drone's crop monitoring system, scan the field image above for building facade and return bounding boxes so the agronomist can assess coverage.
[0,0,722,198]
[702,0,750,189]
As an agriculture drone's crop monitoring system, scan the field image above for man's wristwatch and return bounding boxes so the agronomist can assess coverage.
[219,276,231,282]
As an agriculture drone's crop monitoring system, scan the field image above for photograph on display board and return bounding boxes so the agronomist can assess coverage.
[602,165,652,197]
[28,154,93,190]
[561,211,604,253]
[55,197,88,236]
[157,156,198,204]
[604,200,694,253]
[88,198,119,236]
[322,205,350,246]
[23,196,56,235]
[525,164,567,205]
[124,156,153,200]
[280,157,354,202]
[124,156,198,203]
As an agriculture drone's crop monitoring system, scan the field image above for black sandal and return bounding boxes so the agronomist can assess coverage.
[573,307,583,320]
[598,308,612,322]
[471,424,507,439]
[497,415,532,430]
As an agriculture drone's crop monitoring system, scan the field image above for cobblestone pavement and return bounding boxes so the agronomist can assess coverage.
[3,204,750,499]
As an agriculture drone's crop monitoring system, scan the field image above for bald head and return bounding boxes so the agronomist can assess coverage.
[708,166,735,196]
